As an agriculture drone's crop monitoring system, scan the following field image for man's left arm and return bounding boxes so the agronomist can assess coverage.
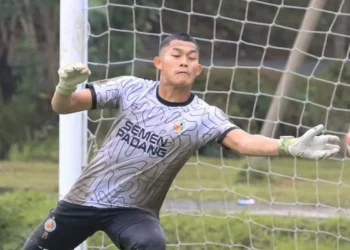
[221,125,340,160]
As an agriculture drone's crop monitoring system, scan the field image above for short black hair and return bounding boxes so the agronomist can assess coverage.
[159,33,199,52]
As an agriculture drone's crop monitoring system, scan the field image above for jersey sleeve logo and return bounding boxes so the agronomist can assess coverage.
[44,217,57,232]
[172,120,185,133]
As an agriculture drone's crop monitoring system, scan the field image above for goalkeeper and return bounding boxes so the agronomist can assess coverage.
[24,33,340,250]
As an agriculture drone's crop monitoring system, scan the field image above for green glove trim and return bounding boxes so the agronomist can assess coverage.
[55,81,77,95]
[277,136,296,156]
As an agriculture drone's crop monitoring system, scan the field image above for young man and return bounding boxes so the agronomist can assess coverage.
[24,33,340,250]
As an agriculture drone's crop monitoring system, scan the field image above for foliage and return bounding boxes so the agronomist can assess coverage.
[7,134,58,162]
[0,93,56,160]
[1,0,350,159]
[0,0,60,159]
[0,190,56,250]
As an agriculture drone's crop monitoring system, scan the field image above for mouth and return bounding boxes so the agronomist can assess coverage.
[176,71,189,76]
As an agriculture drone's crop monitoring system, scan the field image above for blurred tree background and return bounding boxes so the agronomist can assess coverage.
[0,0,350,160]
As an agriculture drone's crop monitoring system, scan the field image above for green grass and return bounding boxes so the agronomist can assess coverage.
[1,158,350,250]
[2,187,348,250]
[0,161,58,194]
[86,212,350,250]
[1,156,350,207]
[168,156,350,207]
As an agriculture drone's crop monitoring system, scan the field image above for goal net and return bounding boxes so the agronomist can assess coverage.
[75,0,350,249]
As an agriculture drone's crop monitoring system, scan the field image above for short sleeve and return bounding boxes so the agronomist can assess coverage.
[86,76,139,109]
[203,106,239,144]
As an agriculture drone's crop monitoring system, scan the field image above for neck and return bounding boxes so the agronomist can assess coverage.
[158,81,191,103]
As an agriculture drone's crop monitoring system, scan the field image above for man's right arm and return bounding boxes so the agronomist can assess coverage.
[51,89,92,114]
[51,62,92,114]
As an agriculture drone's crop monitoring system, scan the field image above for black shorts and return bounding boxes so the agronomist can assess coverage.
[23,201,166,250]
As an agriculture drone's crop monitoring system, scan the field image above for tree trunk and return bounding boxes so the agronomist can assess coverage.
[249,0,328,168]
[334,0,348,59]
[260,0,328,138]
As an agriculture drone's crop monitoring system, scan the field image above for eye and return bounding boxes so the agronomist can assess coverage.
[188,57,197,60]
[172,55,180,58]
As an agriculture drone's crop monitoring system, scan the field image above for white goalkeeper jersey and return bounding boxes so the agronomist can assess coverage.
[63,76,238,214]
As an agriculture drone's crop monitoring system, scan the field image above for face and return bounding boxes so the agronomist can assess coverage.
[154,40,202,87]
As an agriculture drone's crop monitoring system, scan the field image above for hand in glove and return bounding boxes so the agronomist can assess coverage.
[56,62,91,95]
[278,124,340,160]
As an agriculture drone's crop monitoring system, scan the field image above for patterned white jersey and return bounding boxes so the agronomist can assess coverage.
[63,76,238,214]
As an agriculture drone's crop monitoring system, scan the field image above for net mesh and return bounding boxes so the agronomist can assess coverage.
[84,0,350,249]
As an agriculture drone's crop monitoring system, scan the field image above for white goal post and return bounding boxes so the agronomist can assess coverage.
[59,0,88,249]
[59,0,350,249]
[59,0,87,199]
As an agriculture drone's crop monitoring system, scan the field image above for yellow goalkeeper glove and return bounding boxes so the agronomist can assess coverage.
[56,62,91,95]
[278,124,340,160]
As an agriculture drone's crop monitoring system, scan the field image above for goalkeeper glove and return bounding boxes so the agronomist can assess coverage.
[277,124,340,160]
[56,62,91,95]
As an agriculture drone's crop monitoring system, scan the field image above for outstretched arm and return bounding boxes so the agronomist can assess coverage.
[221,129,279,156]
[221,125,340,160]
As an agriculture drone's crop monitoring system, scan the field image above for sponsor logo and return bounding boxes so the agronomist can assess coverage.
[116,120,168,157]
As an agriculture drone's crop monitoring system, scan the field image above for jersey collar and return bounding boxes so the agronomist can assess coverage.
[156,85,194,107]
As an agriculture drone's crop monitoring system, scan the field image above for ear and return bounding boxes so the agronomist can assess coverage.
[195,63,203,76]
[153,56,162,70]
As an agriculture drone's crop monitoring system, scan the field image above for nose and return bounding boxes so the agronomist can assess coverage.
[180,57,188,67]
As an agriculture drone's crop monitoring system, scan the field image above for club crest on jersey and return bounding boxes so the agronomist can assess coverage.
[173,120,185,133]
[44,217,56,232]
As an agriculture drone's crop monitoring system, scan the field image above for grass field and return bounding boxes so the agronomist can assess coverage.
[0,161,58,193]
[169,156,350,207]
[1,157,350,250]
[1,156,350,207]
